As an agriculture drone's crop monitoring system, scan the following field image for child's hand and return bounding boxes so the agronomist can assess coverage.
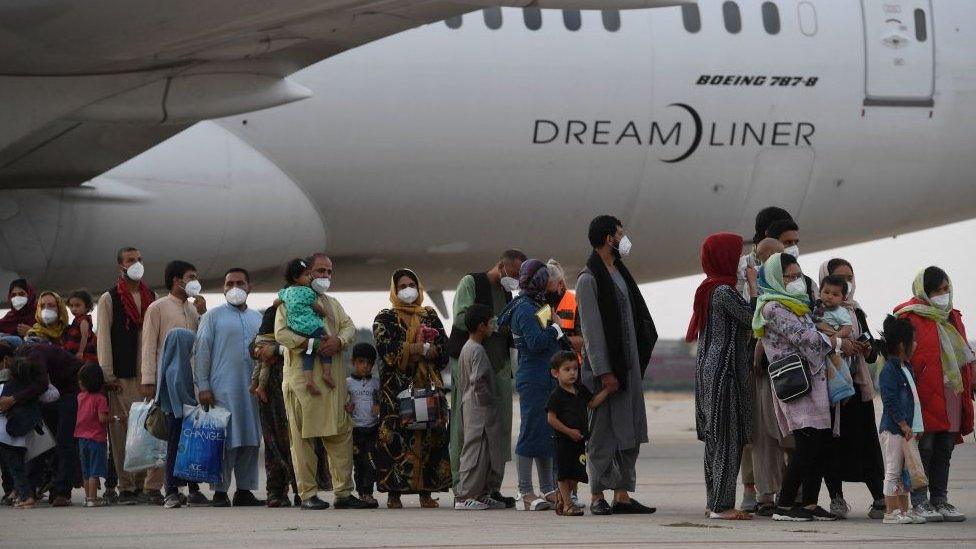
[344,401,355,413]
[567,428,584,442]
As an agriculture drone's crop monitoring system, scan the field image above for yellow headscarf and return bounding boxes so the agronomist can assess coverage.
[28,291,69,343]
[388,268,440,388]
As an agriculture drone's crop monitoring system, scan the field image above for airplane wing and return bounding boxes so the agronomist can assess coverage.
[0,0,688,190]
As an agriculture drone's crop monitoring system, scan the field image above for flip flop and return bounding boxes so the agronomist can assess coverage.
[709,510,753,520]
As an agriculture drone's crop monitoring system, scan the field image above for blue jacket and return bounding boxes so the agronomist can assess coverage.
[878,358,917,436]
[498,296,561,386]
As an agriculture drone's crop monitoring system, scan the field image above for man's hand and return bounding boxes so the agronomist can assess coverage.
[746,266,759,297]
[318,336,341,357]
[568,335,584,354]
[567,428,584,443]
[16,324,31,337]
[254,343,277,363]
[105,380,121,392]
[600,373,620,393]
[900,422,914,441]
[0,396,15,412]
[192,295,207,315]
[198,390,215,407]
[140,384,155,399]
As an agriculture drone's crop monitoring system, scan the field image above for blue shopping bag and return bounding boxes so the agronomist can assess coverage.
[174,405,231,484]
[827,359,855,405]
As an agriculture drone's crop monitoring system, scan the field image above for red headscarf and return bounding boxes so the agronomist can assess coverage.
[686,232,744,342]
[0,279,37,335]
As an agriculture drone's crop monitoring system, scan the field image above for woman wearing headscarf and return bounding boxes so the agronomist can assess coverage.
[688,233,754,520]
[497,259,563,511]
[0,279,37,345]
[895,266,974,522]
[155,328,208,508]
[372,268,451,509]
[26,291,69,344]
[754,253,837,522]
[818,259,886,519]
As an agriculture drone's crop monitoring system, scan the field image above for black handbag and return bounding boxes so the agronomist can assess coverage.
[767,353,811,402]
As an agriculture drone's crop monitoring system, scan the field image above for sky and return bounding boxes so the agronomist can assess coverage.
[229,218,976,340]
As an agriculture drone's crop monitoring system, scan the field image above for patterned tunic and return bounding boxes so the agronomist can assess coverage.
[372,307,452,493]
[695,285,753,511]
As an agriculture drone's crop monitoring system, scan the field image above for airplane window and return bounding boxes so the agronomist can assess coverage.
[762,2,780,35]
[682,5,701,33]
[723,2,742,34]
[484,7,502,30]
[563,9,582,31]
[797,2,817,36]
[524,7,542,31]
[914,9,927,42]
[602,10,621,32]
[445,15,462,30]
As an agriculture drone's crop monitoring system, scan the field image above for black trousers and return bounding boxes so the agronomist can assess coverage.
[352,426,378,496]
[41,395,80,497]
[778,427,831,507]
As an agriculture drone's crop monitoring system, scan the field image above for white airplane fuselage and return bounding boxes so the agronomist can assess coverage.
[1,1,974,292]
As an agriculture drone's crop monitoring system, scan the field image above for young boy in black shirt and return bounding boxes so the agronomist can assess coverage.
[545,351,613,516]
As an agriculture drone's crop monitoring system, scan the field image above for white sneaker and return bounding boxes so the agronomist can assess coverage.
[936,502,966,522]
[914,502,945,523]
[455,498,488,510]
[904,509,927,524]
[883,510,913,524]
[515,492,551,511]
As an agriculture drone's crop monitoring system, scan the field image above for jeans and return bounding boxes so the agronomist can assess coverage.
[0,443,29,500]
[41,394,79,497]
[164,414,200,496]
[516,454,554,496]
[911,431,956,507]
[778,428,831,507]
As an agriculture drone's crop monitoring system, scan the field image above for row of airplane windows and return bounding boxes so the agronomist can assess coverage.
[444,3,810,36]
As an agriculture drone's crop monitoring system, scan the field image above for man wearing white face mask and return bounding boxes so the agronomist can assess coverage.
[95,247,164,505]
[192,268,263,508]
[447,249,526,506]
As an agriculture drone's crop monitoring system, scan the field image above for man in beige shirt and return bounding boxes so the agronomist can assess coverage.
[96,247,159,506]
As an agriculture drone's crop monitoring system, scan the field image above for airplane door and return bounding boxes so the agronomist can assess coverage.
[861,0,934,106]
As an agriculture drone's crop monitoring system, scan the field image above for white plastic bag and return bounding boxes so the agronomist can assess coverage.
[123,400,167,472]
[25,423,56,461]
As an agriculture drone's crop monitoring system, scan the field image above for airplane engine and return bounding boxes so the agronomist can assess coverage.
[0,121,326,296]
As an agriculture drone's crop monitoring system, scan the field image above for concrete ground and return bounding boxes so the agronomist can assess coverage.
[2,393,975,548]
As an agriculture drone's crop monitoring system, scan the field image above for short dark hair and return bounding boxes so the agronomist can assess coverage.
[8,358,47,386]
[163,260,196,290]
[116,246,139,264]
[67,289,93,312]
[753,207,793,245]
[588,215,622,248]
[283,258,308,286]
[922,266,949,297]
[500,249,527,263]
[766,219,799,240]
[225,267,250,283]
[820,274,848,296]
[78,362,105,393]
[550,350,579,371]
[351,342,377,364]
[882,315,915,357]
[465,303,493,333]
[779,253,799,271]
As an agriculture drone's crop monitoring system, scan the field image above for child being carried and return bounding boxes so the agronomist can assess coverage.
[278,258,332,395]
[815,275,855,402]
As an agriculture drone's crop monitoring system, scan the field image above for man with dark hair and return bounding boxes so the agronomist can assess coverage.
[193,268,263,508]
[766,219,801,258]
[95,246,160,506]
[577,215,657,515]
[448,249,526,507]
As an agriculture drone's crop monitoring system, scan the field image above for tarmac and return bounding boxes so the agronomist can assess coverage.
[2,392,975,548]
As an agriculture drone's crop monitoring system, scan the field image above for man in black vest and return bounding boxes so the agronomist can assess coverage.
[95,246,159,506]
[447,249,526,507]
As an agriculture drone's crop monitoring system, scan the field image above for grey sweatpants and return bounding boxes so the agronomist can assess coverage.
[588,446,638,494]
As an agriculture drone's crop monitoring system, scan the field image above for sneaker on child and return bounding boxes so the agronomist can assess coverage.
[883,510,914,524]
[455,498,489,511]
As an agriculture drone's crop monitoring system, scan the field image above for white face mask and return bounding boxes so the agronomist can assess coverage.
[785,278,806,295]
[125,261,145,282]
[931,293,952,311]
[845,279,856,301]
[311,277,331,294]
[500,276,520,293]
[225,287,247,306]
[40,308,58,325]
[783,245,800,258]
[10,296,28,311]
[617,235,633,257]
[397,287,419,304]
[184,279,202,297]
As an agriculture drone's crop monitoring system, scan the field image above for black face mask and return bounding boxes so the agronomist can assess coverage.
[546,291,562,309]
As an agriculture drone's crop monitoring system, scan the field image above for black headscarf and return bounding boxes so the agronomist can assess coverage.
[585,251,657,390]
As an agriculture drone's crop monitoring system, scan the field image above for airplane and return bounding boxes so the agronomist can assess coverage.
[1,0,974,305]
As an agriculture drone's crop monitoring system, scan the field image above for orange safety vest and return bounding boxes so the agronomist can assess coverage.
[556,291,577,332]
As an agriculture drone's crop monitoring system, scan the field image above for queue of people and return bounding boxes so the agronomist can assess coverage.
[691,207,973,525]
[0,208,971,526]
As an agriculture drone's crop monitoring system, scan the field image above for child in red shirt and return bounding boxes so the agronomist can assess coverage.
[75,363,109,507]
[64,290,98,364]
